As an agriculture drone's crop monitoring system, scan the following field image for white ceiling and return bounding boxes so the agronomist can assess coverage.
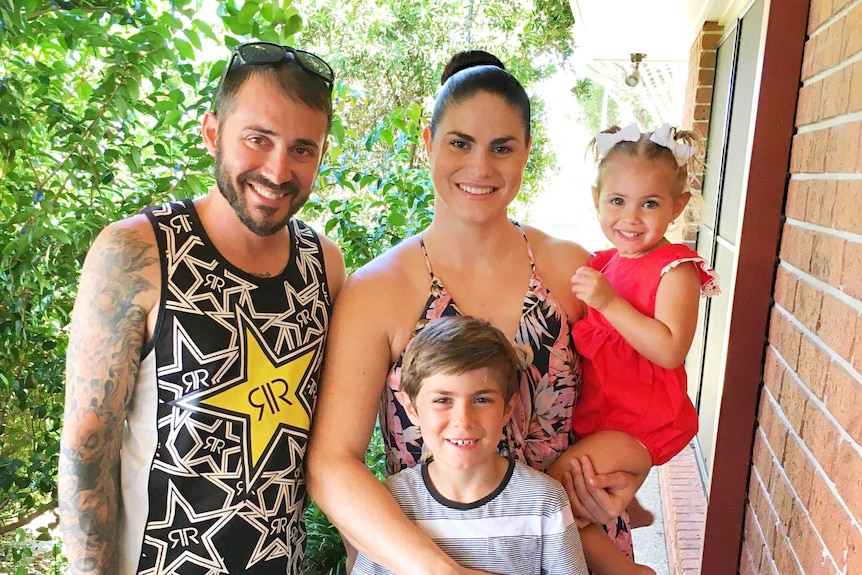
[569,0,743,62]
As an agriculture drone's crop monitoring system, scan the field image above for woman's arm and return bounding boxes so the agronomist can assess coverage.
[559,456,643,527]
[306,263,486,575]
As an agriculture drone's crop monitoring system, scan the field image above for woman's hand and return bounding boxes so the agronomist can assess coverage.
[559,455,644,526]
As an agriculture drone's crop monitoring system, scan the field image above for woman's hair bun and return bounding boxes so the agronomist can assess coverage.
[440,50,505,85]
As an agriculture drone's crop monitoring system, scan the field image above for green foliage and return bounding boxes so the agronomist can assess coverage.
[571,77,621,135]
[1,521,66,575]
[307,94,434,272]
[295,0,576,205]
[0,0,218,536]
[0,0,579,571]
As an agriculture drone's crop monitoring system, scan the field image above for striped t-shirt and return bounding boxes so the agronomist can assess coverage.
[350,460,587,575]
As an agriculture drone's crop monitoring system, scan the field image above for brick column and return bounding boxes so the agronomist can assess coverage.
[680,23,723,242]
[683,22,723,141]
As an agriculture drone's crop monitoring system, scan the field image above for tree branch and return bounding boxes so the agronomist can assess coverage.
[0,502,57,536]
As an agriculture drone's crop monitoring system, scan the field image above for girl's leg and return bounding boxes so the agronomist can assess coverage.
[548,429,652,483]
[548,430,654,575]
[581,523,656,575]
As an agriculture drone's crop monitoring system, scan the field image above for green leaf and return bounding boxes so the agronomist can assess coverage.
[184,28,202,50]
[173,38,195,61]
[238,2,260,25]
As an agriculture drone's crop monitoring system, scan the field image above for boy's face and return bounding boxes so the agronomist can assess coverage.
[403,368,515,472]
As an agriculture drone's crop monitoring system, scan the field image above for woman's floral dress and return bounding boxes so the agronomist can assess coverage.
[379,222,633,558]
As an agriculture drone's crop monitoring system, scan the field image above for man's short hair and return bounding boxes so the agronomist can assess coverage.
[214,58,333,129]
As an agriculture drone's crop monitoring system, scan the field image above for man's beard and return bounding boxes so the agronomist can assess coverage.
[214,146,307,237]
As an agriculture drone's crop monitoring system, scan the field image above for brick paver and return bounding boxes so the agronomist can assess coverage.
[659,442,707,575]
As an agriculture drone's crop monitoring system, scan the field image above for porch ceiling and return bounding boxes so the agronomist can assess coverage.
[568,0,741,63]
[567,0,744,124]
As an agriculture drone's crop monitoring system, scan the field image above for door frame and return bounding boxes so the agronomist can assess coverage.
[700,1,809,571]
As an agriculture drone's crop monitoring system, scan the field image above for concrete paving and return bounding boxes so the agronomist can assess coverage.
[632,466,670,575]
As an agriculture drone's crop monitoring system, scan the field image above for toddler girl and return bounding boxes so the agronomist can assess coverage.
[548,122,719,575]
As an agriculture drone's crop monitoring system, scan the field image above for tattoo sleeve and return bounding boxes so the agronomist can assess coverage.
[58,226,157,575]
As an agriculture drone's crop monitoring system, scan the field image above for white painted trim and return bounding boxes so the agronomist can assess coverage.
[802,50,862,85]
[779,260,862,313]
[774,301,862,380]
[791,173,862,181]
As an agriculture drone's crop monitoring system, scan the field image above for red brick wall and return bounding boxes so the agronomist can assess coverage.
[740,2,862,574]
[680,23,723,241]
[682,22,723,141]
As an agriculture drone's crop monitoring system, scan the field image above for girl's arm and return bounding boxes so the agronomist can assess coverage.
[306,265,489,575]
[571,263,702,368]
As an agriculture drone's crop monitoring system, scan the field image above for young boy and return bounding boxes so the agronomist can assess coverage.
[350,316,588,575]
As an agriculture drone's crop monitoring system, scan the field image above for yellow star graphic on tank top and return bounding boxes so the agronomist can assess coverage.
[199,327,314,468]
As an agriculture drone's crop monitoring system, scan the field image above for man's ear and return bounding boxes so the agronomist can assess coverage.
[317,138,330,170]
[201,110,219,156]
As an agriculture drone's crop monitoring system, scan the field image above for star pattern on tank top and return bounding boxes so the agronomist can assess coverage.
[136,203,331,574]
[142,479,232,575]
[175,307,317,488]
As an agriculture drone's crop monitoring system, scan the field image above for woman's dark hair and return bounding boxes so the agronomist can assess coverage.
[431,59,530,142]
[440,49,505,85]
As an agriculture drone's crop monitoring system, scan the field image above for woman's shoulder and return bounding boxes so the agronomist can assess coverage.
[520,224,590,266]
[334,234,428,318]
[517,224,589,322]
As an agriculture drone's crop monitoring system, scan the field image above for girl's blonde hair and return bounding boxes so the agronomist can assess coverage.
[589,124,706,231]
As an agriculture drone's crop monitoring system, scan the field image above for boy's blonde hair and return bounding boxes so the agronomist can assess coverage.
[400,316,520,404]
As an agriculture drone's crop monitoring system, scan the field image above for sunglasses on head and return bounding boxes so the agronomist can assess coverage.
[220,41,335,92]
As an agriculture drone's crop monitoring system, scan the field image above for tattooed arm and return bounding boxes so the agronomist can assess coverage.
[58,216,159,575]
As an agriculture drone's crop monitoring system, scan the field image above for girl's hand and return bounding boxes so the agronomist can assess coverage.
[571,266,618,312]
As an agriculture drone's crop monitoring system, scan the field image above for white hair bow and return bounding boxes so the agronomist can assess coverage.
[594,122,640,157]
[649,123,695,166]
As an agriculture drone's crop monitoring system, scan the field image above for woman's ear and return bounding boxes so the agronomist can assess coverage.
[422,125,433,158]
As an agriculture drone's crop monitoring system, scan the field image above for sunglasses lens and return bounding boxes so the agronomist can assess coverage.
[295,50,334,82]
[236,43,285,65]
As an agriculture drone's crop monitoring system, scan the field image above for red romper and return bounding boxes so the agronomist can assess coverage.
[571,244,719,465]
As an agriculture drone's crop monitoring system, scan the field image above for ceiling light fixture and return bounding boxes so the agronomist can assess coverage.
[625,53,646,87]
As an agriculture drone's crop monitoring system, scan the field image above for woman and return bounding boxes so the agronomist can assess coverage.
[307,57,639,575]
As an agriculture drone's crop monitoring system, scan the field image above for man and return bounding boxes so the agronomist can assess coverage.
[58,42,345,575]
